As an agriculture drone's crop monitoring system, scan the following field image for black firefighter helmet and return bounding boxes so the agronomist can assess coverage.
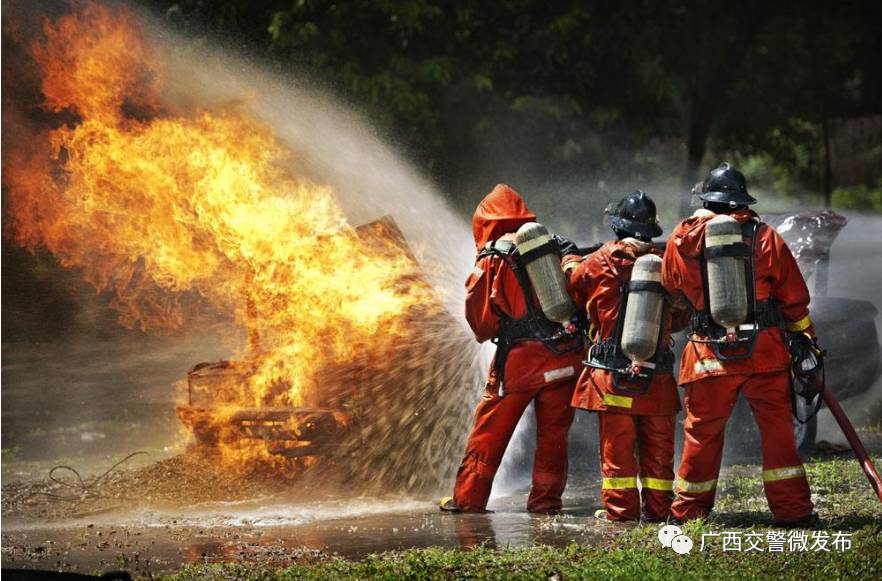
[698,162,757,206]
[605,190,663,241]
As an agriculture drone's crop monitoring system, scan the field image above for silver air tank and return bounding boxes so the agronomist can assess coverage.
[514,222,576,325]
[705,214,749,331]
[621,254,664,363]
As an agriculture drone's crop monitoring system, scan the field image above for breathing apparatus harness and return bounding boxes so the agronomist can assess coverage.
[584,250,674,395]
[688,219,783,360]
[478,238,586,396]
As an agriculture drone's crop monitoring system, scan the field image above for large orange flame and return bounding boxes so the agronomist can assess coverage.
[4,2,433,470]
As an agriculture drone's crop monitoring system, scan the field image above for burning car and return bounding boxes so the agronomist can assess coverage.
[176,216,485,493]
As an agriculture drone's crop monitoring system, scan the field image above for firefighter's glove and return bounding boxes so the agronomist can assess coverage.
[787,332,825,401]
[551,234,580,258]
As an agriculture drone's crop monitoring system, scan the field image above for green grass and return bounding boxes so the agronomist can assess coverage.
[163,526,881,580]
[160,452,882,580]
[156,438,882,580]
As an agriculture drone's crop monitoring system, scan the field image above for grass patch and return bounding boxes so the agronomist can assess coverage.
[164,526,881,580]
[160,449,882,580]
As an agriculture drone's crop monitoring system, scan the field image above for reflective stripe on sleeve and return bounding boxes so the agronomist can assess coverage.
[675,477,718,493]
[785,315,813,332]
[762,465,806,482]
[602,476,638,489]
[642,477,674,491]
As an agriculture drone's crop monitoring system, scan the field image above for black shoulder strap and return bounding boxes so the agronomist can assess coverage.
[699,249,711,316]
[742,220,761,319]
[477,238,541,320]
[611,280,629,348]
[478,239,516,260]
[609,248,635,346]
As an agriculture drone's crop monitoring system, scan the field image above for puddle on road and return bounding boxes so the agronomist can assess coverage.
[1,484,611,575]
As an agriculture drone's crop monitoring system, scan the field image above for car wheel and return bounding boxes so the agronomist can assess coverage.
[724,396,817,462]
[792,398,817,459]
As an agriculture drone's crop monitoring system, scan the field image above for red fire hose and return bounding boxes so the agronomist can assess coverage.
[821,386,882,503]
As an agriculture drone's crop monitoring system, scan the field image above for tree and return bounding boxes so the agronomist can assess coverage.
[146,1,882,208]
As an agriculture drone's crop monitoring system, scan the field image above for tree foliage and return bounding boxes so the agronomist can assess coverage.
[152,0,882,206]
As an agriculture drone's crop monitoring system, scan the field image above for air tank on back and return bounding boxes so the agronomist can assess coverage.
[621,254,664,363]
[705,214,749,330]
[514,222,576,325]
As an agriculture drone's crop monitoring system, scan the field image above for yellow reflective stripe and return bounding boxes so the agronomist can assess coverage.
[785,315,813,332]
[763,465,806,482]
[603,393,633,408]
[562,259,581,272]
[602,476,638,489]
[676,477,718,493]
[642,477,674,491]
[587,319,598,342]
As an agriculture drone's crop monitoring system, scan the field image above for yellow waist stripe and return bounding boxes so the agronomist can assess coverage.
[763,465,806,482]
[642,477,674,491]
[602,476,638,489]
[603,393,633,408]
[785,315,813,332]
[675,477,718,493]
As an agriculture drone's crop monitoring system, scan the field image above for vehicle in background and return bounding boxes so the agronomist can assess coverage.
[725,211,879,459]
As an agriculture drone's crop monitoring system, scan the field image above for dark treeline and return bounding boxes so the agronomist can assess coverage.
[2,1,879,344]
[148,0,882,210]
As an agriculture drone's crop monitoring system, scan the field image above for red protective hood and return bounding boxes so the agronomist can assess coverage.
[471,184,537,249]
[672,209,756,257]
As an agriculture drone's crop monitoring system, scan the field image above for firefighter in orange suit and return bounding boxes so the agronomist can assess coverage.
[662,162,817,525]
[566,191,688,522]
[439,184,584,514]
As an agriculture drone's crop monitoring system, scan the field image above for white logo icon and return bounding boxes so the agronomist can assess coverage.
[671,533,694,555]
[658,524,693,555]
[658,524,683,548]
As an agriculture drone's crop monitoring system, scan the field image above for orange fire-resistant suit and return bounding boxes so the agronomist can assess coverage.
[566,239,687,521]
[452,184,582,513]
[662,209,815,523]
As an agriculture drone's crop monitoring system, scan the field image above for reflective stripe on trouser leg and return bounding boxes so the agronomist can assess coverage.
[642,477,674,491]
[675,477,718,493]
[601,476,640,522]
[603,476,639,489]
[637,414,676,522]
[763,465,806,482]
[742,372,814,522]
[671,375,741,521]
[599,412,640,521]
